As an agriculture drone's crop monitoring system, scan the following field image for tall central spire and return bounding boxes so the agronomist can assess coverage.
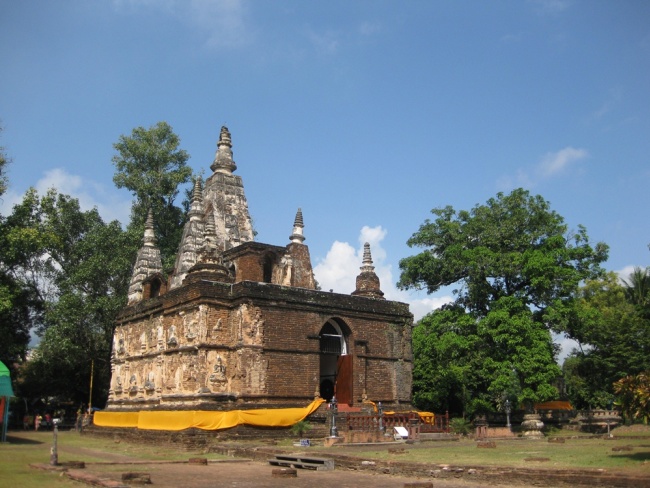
[210,126,237,174]
[203,125,254,252]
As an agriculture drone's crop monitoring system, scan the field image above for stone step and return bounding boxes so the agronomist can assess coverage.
[268,455,334,471]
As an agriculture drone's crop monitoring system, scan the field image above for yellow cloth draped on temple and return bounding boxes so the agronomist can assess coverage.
[93,399,325,431]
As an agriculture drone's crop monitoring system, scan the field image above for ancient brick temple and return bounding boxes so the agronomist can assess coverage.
[107,126,413,411]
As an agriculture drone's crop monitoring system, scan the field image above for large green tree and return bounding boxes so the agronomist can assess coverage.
[0,142,53,367]
[112,121,193,271]
[622,266,650,317]
[399,189,608,414]
[13,190,137,407]
[559,272,650,409]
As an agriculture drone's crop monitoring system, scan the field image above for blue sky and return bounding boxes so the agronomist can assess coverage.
[1,1,649,357]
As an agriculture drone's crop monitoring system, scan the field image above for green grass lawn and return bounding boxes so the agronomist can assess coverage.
[328,437,650,473]
[1,428,649,488]
[0,429,229,488]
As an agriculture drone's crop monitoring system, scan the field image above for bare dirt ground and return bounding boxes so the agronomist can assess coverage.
[22,430,650,488]
[65,459,510,488]
[50,440,526,488]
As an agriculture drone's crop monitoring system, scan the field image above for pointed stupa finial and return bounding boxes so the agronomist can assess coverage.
[127,207,163,304]
[351,242,384,299]
[144,208,157,246]
[361,242,374,270]
[289,208,305,244]
[210,126,237,174]
[205,211,216,245]
[188,177,204,221]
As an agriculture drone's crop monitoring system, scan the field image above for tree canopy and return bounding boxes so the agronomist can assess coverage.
[558,271,650,410]
[399,189,609,415]
[9,189,137,406]
[0,121,196,410]
[112,121,193,271]
[0,143,50,367]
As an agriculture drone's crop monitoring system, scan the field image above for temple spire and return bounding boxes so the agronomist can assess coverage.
[351,242,384,299]
[210,126,237,174]
[143,208,157,246]
[188,177,203,221]
[127,208,163,304]
[289,208,305,244]
[361,242,374,271]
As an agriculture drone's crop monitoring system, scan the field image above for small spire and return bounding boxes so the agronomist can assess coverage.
[192,176,203,201]
[188,177,203,221]
[205,211,216,245]
[361,242,374,269]
[210,126,237,174]
[205,210,215,232]
[289,208,305,244]
[144,208,156,246]
[351,242,384,299]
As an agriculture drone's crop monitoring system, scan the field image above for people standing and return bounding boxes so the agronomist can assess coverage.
[75,408,83,432]
[35,413,42,431]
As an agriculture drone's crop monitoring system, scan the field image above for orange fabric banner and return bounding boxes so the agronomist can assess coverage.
[93,399,325,431]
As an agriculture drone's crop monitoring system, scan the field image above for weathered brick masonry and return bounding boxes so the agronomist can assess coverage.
[107,126,413,413]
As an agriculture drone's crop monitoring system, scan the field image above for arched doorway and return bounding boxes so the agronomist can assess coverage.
[319,319,353,404]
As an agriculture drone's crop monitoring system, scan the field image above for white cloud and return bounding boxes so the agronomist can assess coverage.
[314,225,451,322]
[497,146,587,191]
[615,264,650,285]
[537,146,588,178]
[0,168,131,226]
[359,21,381,37]
[189,0,253,49]
[408,295,453,322]
[306,28,340,54]
[314,240,358,293]
[588,87,623,125]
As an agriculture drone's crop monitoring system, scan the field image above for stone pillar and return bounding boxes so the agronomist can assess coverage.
[474,415,488,439]
[521,412,544,438]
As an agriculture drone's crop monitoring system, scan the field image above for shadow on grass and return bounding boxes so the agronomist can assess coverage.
[610,452,650,462]
[4,435,45,445]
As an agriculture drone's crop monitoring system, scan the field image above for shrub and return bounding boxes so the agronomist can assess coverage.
[449,417,472,435]
[290,420,312,438]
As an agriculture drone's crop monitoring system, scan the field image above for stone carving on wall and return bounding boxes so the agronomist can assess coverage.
[116,333,125,355]
[199,305,209,341]
[113,365,123,394]
[209,355,227,385]
[185,322,196,341]
[164,357,179,391]
[182,354,199,392]
[234,349,267,394]
[236,304,264,345]
[167,325,178,347]
[181,309,199,341]
[248,308,264,342]
[277,252,293,286]
[129,374,138,393]
[211,318,222,338]
[144,370,156,392]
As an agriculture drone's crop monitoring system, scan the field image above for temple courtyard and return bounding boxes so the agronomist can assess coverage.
[2,427,649,487]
